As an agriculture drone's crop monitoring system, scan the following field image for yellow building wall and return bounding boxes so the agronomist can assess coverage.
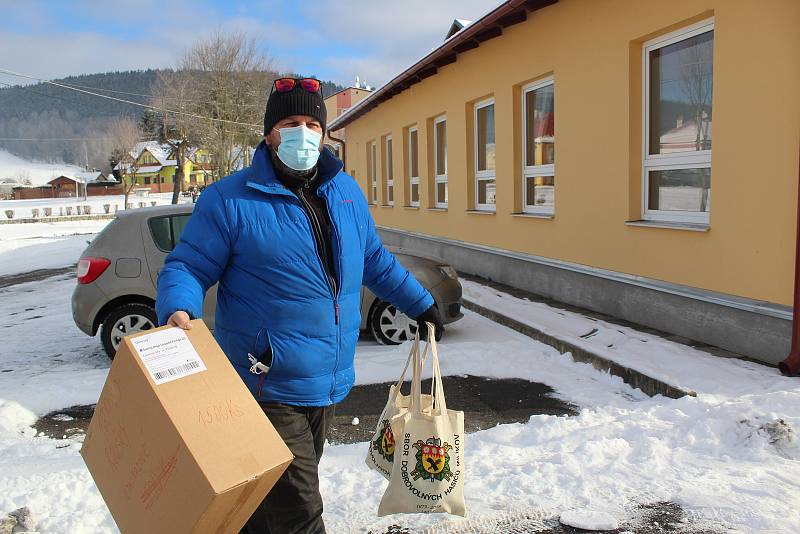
[342,0,800,306]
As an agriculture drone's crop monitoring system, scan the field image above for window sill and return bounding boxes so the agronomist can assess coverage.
[381,204,394,208]
[625,219,709,232]
[466,209,496,215]
[368,203,377,207]
[403,205,420,210]
[512,212,554,219]
[427,207,448,212]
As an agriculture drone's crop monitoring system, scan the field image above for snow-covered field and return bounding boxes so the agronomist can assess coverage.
[0,219,111,276]
[1,220,799,533]
[0,192,181,220]
[0,149,84,186]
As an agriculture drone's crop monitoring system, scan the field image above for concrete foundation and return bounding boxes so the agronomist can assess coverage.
[379,227,792,365]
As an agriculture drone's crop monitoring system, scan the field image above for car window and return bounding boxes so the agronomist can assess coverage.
[149,217,172,251]
[148,214,192,252]
[171,214,191,245]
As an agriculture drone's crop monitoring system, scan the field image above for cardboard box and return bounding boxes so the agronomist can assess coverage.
[81,320,293,533]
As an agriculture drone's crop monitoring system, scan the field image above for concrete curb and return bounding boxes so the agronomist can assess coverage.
[462,298,697,399]
[0,214,116,224]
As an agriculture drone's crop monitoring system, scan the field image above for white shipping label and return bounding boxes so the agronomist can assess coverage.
[130,328,207,385]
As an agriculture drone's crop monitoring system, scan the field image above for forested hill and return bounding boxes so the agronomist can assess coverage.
[0,70,160,122]
[0,70,344,167]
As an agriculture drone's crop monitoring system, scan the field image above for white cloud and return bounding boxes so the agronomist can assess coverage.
[0,30,176,85]
[0,0,503,88]
[296,0,500,86]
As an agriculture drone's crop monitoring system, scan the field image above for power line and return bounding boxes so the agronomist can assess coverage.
[55,80,208,104]
[2,78,212,108]
[0,137,115,141]
[0,80,74,103]
[0,68,262,130]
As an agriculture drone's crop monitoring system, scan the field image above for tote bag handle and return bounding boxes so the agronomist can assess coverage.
[411,321,448,416]
[381,330,431,419]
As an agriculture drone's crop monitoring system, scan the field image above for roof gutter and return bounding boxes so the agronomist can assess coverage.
[328,131,347,169]
[328,0,557,132]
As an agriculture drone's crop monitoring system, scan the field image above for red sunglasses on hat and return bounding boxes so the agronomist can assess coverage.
[270,77,322,96]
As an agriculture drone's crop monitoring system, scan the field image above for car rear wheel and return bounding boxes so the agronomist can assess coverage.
[101,303,157,359]
[369,300,418,345]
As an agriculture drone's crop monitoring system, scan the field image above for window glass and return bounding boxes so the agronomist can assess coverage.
[149,217,172,251]
[170,214,191,245]
[649,30,713,155]
[411,183,419,203]
[370,143,377,203]
[524,175,555,209]
[435,120,447,176]
[437,182,448,205]
[648,168,710,212]
[410,130,419,178]
[476,104,495,171]
[525,85,555,166]
[477,179,496,205]
[386,138,393,181]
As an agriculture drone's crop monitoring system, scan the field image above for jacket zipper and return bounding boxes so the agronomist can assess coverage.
[295,183,343,404]
[297,185,338,298]
[323,189,343,404]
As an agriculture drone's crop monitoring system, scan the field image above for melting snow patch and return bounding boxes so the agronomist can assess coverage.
[559,509,619,531]
[739,417,800,460]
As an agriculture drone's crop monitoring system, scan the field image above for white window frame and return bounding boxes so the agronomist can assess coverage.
[385,135,394,206]
[433,115,447,208]
[522,77,555,215]
[408,126,419,207]
[474,98,496,211]
[370,141,377,204]
[642,18,714,224]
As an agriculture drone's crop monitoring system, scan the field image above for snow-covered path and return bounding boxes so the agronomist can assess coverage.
[1,221,799,533]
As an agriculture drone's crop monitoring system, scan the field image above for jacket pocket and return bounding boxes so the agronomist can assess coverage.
[250,328,274,370]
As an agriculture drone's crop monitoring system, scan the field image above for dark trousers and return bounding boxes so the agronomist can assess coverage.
[240,402,335,534]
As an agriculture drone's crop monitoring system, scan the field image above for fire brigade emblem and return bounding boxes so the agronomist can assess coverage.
[411,437,453,481]
[372,420,395,462]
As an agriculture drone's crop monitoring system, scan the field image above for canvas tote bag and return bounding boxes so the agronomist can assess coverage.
[366,332,434,479]
[378,322,466,517]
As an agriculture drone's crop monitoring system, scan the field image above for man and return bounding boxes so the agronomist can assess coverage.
[155,77,443,534]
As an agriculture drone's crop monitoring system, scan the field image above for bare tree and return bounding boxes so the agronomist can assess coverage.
[179,31,273,182]
[150,70,204,203]
[678,35,713,151]
[108,117,143,210]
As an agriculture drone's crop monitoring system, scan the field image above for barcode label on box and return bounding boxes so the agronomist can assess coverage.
[130,328,207,385]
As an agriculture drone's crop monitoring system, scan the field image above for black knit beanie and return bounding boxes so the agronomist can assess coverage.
[263,82,327,136]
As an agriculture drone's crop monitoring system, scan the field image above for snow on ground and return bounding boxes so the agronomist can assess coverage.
[1,192,180,219]
[0,149,84,186]
[462,279,790,398]
[0,219,112,276]
[325,316,800,533]
[1,228,800,533]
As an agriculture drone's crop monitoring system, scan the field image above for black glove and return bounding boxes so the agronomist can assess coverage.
[414,304,444,341]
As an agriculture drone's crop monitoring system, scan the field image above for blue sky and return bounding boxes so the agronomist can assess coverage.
[0,0,496,88]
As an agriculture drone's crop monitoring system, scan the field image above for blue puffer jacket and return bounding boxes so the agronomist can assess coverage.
[156,143,434,406]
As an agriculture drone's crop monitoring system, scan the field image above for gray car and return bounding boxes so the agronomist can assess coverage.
[72,203,463,358]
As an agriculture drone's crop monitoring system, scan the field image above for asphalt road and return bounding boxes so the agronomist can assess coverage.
[34,375,578,444]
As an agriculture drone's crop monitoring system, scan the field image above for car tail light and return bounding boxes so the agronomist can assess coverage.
[77,257,111,284]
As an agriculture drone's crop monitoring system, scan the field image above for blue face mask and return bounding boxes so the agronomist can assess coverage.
[275,125,322,171]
